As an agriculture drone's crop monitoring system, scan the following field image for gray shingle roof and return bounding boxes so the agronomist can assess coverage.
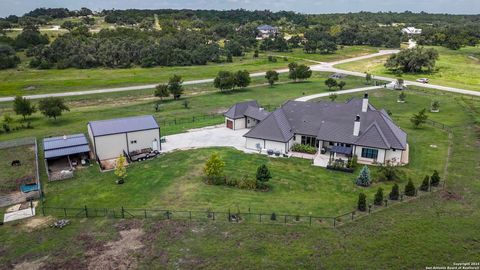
[43,134,90,159]
[244,106,270,121]
[88,115,159,137]
[244,98,407,150]
[224,100,260,119]
[243,108,294,142]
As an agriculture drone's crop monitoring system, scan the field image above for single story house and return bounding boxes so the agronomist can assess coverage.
[224,100,270,130]
[87,115,160,161]
[43,134,91,180]
[238,94,408,166]
[402,27,422,35]
[256,25,279,39]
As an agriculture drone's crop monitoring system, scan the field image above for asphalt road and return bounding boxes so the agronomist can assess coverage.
[1,49,479,102]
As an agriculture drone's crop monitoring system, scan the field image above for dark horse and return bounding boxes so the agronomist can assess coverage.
[11,160,21,166]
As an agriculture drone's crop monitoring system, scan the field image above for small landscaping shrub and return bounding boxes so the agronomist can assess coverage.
[237,175,257,190]
[430,170,441,186]
[291,144,317,154]
[420,175,430,191]
[404,179,416,196]
[358,193,367,211]
[270,212,277,221]
[256,164,272,189]
[355,165,371,187]
[374,188,384,206]
[378,162,398,181]
[294,215,300,221]
[347,155,358,169]
[389,183,400,200]
[268,55,277,62]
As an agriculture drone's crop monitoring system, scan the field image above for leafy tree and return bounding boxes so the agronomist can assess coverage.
[234,70,251,88]
[325,78,338,90]
[0,44,20,69]
[338,81,346,90]
[430,170,441,186]
[296,65,312,81]
[253,49,259,58]
[225,40,244,56]
[265,70,279,87]
[168,75,183,99]
[420,175,430,191]
[385,47,439,73]
[214,71,236,91]
[14,27,49,49]
[398,91,407,102]
[114,154,127,180]
[288,62,299,81]
[226,51,233,63]
[358,193,367,211]
[13,96,36,120]
[256,164,272,188]
[410,108,428,128]
[61,21,77,31]
[38,97,69,120]
[374,188,384,206]
[356,165,371,187]
[389,183,400,200]
[404,179,416,196]
[154,84,170,101]
[204,153,225,180]
[328,93,338,101]
[365,73,372,84]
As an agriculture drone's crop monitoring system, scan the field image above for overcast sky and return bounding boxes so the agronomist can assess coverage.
[1,0,480,17]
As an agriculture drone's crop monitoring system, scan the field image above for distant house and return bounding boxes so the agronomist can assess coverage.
[402,27,422,35]
[227,94,408,166]
[224,101,270,130]
[256,25,279,39]
[87,115,160,162]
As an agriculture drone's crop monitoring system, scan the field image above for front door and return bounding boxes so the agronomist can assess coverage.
[226,120,233,129]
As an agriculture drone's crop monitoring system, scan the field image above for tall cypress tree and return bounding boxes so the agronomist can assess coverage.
[358,193,367,211]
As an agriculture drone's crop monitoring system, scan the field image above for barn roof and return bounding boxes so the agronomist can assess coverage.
[88,115,159,137]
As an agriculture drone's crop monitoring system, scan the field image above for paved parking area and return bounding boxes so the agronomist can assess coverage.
[161,125,253,153]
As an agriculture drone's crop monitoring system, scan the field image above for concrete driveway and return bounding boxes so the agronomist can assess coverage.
[161,125,252,153]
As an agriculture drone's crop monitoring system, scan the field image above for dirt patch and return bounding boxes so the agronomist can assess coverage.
[13,256,47,270]
[87,228,145,270]
[440,190,463,201]
[22,216,54,232]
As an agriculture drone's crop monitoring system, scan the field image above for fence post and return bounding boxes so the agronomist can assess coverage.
[192,116,195,122]
[121,206,125,218]
[309,216,312,226]
[166,211,170,220]
[384,200,388,207]
[144,209,147,218]
[84,205,88,218]
[284,215,287,224]
[189,211,192,220]
[213,211,215,221]
[64,208,67,217]
[259,214,262,223]
[351,211,355,221]
[333,217,336,228]
[42,206,45,216]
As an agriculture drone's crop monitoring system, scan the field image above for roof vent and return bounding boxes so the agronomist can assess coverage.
[63,135,67,140]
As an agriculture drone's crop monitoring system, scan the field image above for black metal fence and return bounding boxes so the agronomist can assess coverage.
[40,180,444,229]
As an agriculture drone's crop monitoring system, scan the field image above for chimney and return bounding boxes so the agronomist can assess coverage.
[353,115,361,136]
[362,92,368,112]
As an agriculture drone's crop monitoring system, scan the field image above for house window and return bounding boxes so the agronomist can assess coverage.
[301,135,316,147]
[361,148,378,159]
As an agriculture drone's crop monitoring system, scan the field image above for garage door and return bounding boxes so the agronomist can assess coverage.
[226,120,233,129]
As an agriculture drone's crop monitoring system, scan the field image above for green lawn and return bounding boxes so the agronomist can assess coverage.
[0,45,380,97]
[40,88,457,217]
[265,46,382,63]
[0,88,478,269]
[335,46,480,91]
[0,72,371,141]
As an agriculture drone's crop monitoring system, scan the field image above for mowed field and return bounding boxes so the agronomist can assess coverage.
[0,46,381,97]
[0,72,374,141]
[0,88,478,269]
[335,46,480,91]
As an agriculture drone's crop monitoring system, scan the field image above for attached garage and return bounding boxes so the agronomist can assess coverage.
[223,100,269,130]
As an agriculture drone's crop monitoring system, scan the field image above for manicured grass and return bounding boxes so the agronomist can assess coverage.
[0,45,380,97]
[0,72,370,141]
[0,144,36,191]
[0,89,478,269]
[335,46,480,91]
[40,89,457,217]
